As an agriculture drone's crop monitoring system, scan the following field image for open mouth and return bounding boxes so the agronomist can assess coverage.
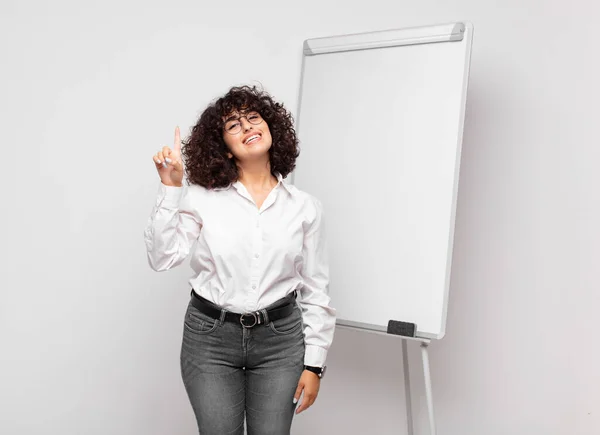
[244,133,261,145]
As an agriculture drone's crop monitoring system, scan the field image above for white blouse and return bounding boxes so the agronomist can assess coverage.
[144,173,336,366]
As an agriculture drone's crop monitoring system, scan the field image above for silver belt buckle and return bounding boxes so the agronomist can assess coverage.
[240,312,258,328]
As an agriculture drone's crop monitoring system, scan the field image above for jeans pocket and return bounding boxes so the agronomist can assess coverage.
[269,307,303,335]
[184,304,220,335]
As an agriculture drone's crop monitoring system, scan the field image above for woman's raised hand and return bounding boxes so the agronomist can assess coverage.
[153,126,184,187]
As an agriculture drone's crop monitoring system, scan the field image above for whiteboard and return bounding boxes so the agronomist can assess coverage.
[291,22,473,339]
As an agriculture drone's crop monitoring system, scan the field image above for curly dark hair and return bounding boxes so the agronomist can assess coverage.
[181,85,300,189]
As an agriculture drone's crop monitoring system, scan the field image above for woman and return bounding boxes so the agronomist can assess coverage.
[144,85,336,434]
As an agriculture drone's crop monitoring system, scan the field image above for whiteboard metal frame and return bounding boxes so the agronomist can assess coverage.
[292,21,474,435]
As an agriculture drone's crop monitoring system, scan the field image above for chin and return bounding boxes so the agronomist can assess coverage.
[247,141,272,152]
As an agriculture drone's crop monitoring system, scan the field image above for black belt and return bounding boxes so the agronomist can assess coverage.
[190,289,297,328]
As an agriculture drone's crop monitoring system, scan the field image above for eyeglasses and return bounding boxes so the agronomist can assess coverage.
[223,111,264,135]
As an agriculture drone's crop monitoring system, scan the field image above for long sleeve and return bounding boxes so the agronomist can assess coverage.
[298,198,337,367]
[144,182,202,271]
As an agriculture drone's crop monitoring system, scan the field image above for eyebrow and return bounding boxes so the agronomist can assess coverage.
[224,108,256,124]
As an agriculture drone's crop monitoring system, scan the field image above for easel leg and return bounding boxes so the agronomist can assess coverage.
[402,339,414,435]
[420,342,437,435]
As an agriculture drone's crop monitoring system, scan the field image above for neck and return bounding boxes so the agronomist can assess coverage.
[237,160,277,191]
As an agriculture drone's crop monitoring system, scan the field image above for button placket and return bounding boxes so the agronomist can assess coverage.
[246,210,262,311]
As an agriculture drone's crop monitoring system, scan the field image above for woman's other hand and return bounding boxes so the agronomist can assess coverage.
[293,370,321,414]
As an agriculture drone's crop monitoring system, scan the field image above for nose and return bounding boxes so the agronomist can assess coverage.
[240,117,253,132]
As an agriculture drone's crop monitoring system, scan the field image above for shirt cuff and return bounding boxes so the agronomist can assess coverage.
[156,181,183,209]
[304,345,328,367]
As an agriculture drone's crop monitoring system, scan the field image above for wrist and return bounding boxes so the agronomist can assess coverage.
[304,365,326,379]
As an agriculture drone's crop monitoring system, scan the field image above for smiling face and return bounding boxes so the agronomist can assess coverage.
[222,110,273,162]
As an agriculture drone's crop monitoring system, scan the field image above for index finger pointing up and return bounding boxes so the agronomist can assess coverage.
[174,126,181,152]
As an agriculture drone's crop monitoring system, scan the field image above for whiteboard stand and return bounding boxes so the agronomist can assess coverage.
[419,340,436,435]
[402,339,415,435]
[339,325,436,435]
[293,21,473,435]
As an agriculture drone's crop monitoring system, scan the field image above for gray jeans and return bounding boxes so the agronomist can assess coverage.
[180,292,305,435]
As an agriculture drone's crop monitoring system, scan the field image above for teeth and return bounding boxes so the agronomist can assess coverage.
[245,135,260,144]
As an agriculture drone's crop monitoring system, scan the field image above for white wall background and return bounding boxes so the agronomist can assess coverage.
[1,1,598,434]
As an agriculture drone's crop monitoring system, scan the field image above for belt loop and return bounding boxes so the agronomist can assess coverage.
[219,309,226,325]
[260,308,270,325]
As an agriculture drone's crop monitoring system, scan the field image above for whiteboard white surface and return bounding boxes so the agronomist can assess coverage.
[292,22,473,339]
